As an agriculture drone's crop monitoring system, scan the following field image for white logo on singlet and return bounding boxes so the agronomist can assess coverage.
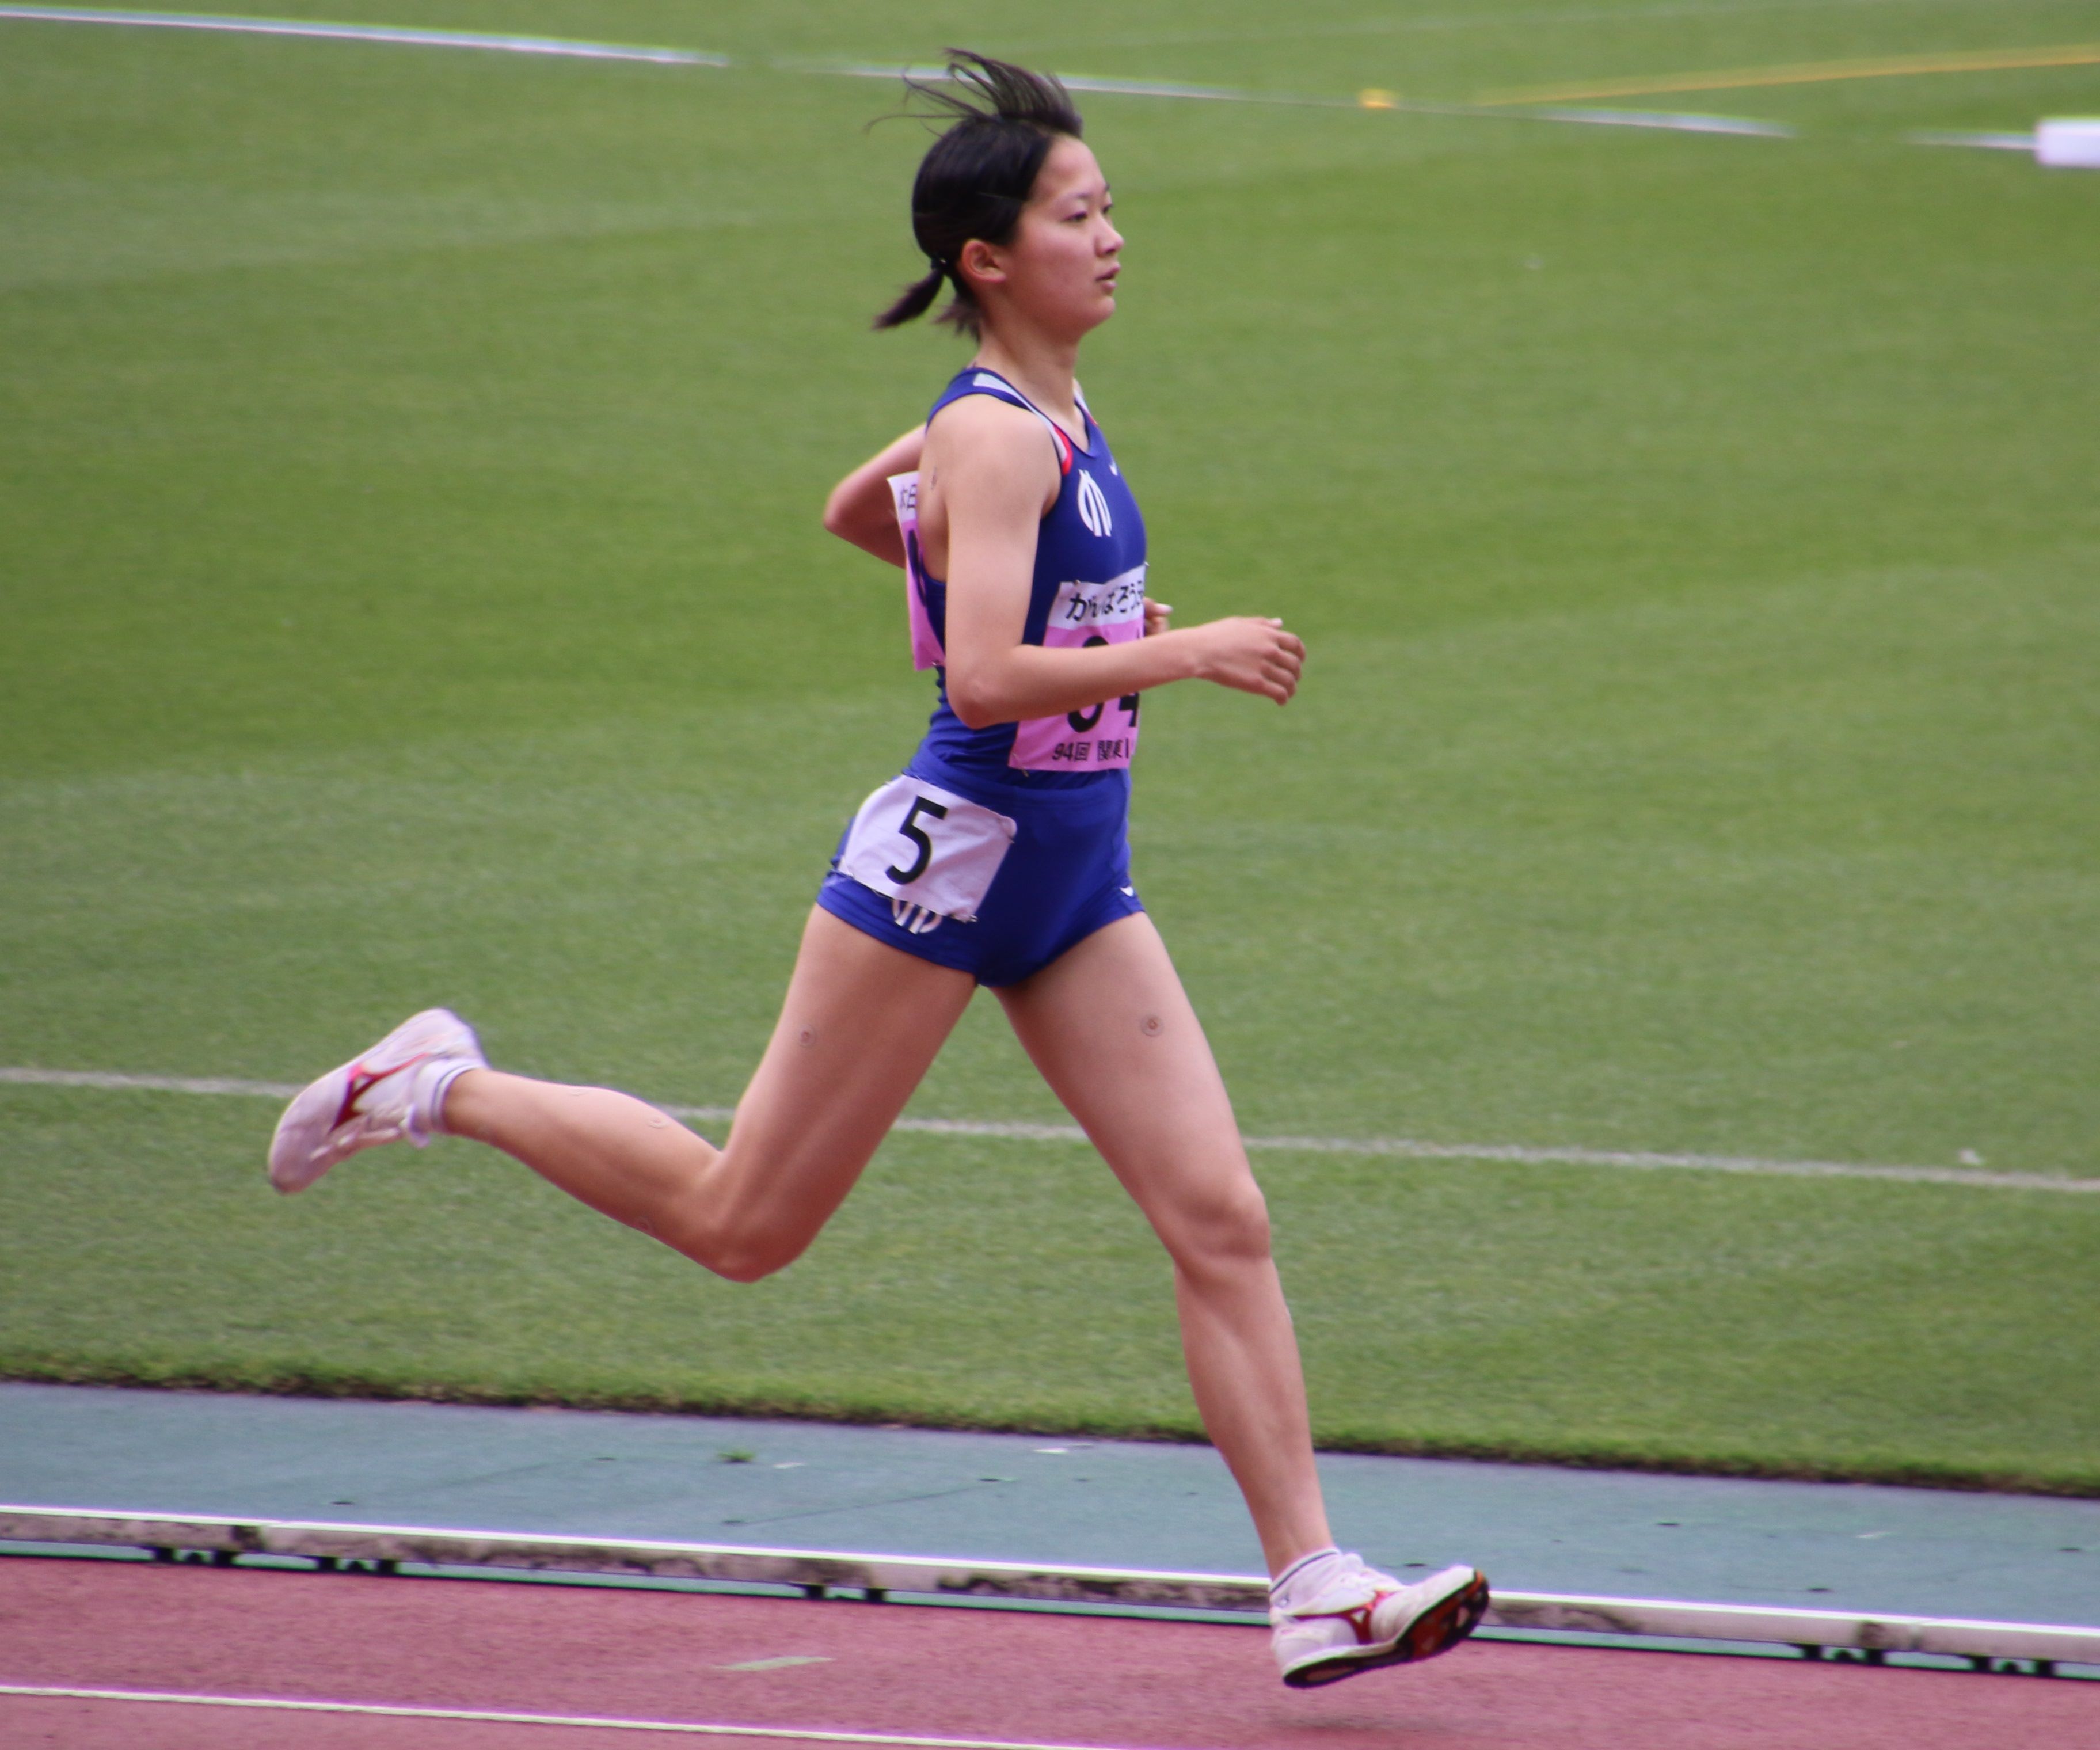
[1076,469,1113,538]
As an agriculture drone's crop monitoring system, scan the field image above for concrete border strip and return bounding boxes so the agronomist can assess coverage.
[5,1066,2093,1193]
[5,1506,2096,1667]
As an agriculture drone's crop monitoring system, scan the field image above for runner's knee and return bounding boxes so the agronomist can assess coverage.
[710,1246,789,1284]
[699,1223,812,1284]
[690,1196,820,1283]
[1161,1175,1272,1272]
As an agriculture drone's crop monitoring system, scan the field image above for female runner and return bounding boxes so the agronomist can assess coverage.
[267,52,1486,1689]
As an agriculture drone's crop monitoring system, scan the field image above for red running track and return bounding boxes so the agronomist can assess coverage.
[1,1556,2093,1749]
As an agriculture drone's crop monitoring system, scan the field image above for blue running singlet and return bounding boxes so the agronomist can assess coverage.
[816,367,1150,986]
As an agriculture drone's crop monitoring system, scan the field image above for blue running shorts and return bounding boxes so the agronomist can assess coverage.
[816,764,1144,988]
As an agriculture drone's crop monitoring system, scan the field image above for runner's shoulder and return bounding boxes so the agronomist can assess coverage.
[925,393,1060,505]
[928,388,1052,451]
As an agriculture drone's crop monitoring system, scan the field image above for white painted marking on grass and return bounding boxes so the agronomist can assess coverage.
[1228,1132,2100,1194]
[0,1683,1121,1749]
[1908,130,2037,153]
[0,6,726,66]
[808,59,1790,138]
[0,1066,304,1099]
[851,1108,2098,1193]
[0,11,2023,159]
[1534,107,1794,136]
[0,12,1797,147]
[811,63,1310,104]
[5,1066,2093,1193]
[814,66,1275,105]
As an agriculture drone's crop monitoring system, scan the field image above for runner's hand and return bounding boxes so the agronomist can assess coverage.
[1144,599,1173,636]
[1188,617,1304,705]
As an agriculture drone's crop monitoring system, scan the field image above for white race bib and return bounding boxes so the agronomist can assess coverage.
[837,775,1017,924]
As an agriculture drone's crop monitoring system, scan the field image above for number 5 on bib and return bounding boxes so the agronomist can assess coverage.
[837,775,1018,923]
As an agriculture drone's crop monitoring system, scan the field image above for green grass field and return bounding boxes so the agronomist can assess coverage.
[3,1,2097,1493]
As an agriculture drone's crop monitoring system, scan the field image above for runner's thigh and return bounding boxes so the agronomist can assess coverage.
[995,914,1260,1247]
[714,907,976,1251]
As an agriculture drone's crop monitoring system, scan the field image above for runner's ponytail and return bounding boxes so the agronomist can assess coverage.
[875,260,952,331]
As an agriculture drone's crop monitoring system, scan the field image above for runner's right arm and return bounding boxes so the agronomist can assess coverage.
[823,428,926,568]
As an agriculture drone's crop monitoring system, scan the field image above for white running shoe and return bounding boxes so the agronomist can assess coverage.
[1271,1554,1490,1689]
[268,1009,485,1194]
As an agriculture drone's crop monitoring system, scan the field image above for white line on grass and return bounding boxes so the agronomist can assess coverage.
[0,6,726,65]
[810,60,1794,136]
[22,6,2068,156]
[1532,106,1793,136]
[1,1067,306,1098]
[0,12,1791,139]
[1908,130,2037,153]
[0,1683,1120,1749]
[5,1066,2092,1193]
[813,62,1331,105]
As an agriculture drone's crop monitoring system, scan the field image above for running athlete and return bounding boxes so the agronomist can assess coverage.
[267,52,1488,1689]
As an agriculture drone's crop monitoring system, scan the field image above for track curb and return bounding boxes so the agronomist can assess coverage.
[5,1505,2094,1670]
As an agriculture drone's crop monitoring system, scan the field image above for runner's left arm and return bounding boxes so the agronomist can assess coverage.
[823,428,926,568]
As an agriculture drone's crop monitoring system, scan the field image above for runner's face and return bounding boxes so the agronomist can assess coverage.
[999,136,1121,336]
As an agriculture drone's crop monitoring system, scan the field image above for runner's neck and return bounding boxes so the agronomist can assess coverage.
[969,341,1086,449]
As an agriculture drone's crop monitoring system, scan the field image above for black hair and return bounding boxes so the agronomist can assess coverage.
[874,50,1085,337]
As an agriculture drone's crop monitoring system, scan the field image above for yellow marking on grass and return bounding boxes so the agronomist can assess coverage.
[1478,42,2100,106]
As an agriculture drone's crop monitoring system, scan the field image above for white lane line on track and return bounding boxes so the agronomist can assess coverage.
[0,6,725,64]
[0,1683,1122,1749]
[5,1066,2093,1193]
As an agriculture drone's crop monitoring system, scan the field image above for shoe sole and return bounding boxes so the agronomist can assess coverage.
[1281,1572,1491,1690]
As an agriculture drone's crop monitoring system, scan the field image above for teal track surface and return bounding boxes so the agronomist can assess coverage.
[5,1384,2097,1631]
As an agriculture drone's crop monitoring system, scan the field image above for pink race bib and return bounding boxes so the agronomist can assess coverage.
[888,471,945,672]
[1009,565,1147,772]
